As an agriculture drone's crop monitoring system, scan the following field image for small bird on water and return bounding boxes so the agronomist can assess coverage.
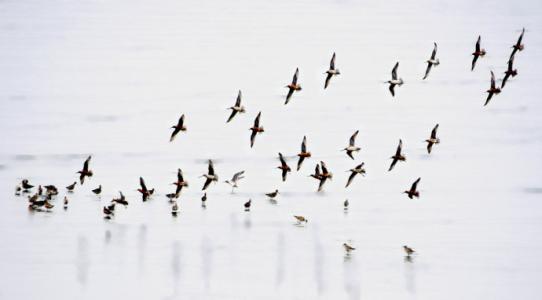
[21,179,34,191]
[66,181,76,192]
[266,189,279,199]
[92,185,102,195]
[294,215,308,224]
[388,139,406,172]
[244,199,251,211]
[343,243,355,254]
[285,68,301,105]
[172,202,179,217]
[404,177,421,199]
[227,90,245,123]
[324,52,340,89]
[201,192,207,207]
[63,196,69,210]
[403,245,415,256]
[169,114,187,142]
[344,199,349,210]
[343,130,360,160]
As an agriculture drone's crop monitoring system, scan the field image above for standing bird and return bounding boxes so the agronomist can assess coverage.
[265,189,279,199]
[501,55,518,89]
[404,178,421,199]
[249,112,264,148]
[21,179,34,191]
[63,196,69,210]
[296,136,311,171]
[285,68,301,104]
[324,52,340,89]
[471,35,486,71]
[485,71,501,106]
[343,243,355,254]
[244,199,251,211]
[225,170,245,192]
[318,161,333,192]
[510,27,525,59]
[169,114,187,142]
[346,163,366,188]
[425,124,440,154]
[92,185,102,195]
[201,192,207,207]
[201,160,219,190]
[343,130,360,160]
[173,168,189,194]
[77,156,93,185]
[387,62,403,97]
[294,215,308,224]
[423,43,440,79]
[171,202,179,217]
[403,245,415,257]
[388,139,406,171]
[66,181,76,192]
[344,199,349,210]
[277,153,291,182]
[138,177,153,201]
[227,90,245,122]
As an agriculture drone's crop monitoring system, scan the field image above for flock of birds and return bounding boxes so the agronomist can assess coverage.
[15,28,526,258]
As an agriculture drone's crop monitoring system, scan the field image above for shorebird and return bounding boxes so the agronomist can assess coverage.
[173,168,189,194]
[103,204,114,218]
[244,199,251,211]
[343,243,355,253]
[44,185,58,196]
[294,215,308,224]
[112,191,128,206]
[485,71,501,106]
[318,161,333,192]
[170,114,187,142]
[225,170,245,192]
[44,200,54,210]
[37,185,43,196]
[15,185,21,196]
[343,130,360,160]
[388,139,406,171]
[425,124,440,154]
[77,156,93,185]
[201,160,219,190]
[471,35,486,71]
[324,52,340,89]
[227,90,245,122]
[404,177,421,199]
[265,189,279,199]
[249,112,264,148]
[92,185,102,195]
[387,62,403,97]
[172,202,179,217]
[21,179,34,191]
[166,192,179,202]
[138,177,153,201]
[501,55,518,89]
[285,68,301,104]
[423,43,440,80]
[403,245,415,256]
[346,163,365,188]
[344,199,349,210]
[510,27,525,59]
[277,153,291,182]
[310,164,322,180]
[201,192,207,207]
[66,181,76,192]
[63,196,68,210]
[296,136,311,171]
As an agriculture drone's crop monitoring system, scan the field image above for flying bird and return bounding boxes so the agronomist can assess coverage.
[501,55,518,89]
[201,160,219,190]
[285,68,301,104]
[471,35,486,71]
[485,71,501,106]
[343,130,360,160]
[112,191,128,206]
[346,163,366,188]
[138,177,153,201]
[425,124,440,154]
[77,156,93,185]
[404,177,421,199]
[249,112,264,148]
[227,90,246,122]
[387,62,403,97]
[310,164,322,180]
[423,43,440,80]
[225,170,245,192]
[277,153,291,182]
[318,161,333,192]
[170,114,187,142]
[173,168,189,194]
[296,136,311,171]
[388,139,406,171]
[510,27,525,58]
[324,52,340,89]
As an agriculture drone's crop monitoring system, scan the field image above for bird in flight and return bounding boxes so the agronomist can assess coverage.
[227,90,245,122]
[225,170,245,192]
[77,156,93,185]
[296,136,311,171]
[346,162,365,188]
[343,130,360,160]
[170,114,187,142]
[485,71,501,106]
[501,55,518,89]
[471,35,486,71]
[387,62,403,97]
[285,68,301,104]
[404,177,421,199]
[277,153,291,182]
[201,160,219,190]
[249,112,264,148]
[388,139,406,171]
[425,124,440,154]
[423,43,440,80]
[324,52,340,89]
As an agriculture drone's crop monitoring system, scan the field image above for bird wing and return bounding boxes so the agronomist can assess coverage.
[501,73,510,89]
[301,136,307,152]
[389,158,398,172]
[235,90,242,106]
[318,177,327,191]
[391,62,399,80]
[423,63,432,80]
[297,156,305,171]
[233,171,245,181]
[279,153,288,168]
[226,109,238,123]
[395,139,403,156]
[349,130,359,146]
[208,160,215,176]
[427,141,433,154]
[140,177,147,192]
[285,88,294,104]
[516,28,525,46]
[324,73,332,89]
[177,169,184,182]
[202,178,212,190]
[314,164,321,177]
[330,52,336,70]
[389,83,396,97]
[475,35,481,52]
[431,124,439,139]
[345,172,356,188]
[431,42,437,60]
[178,114,185,127]
[292,68,299,84]
[320,161,329,174]
[254,111,261,127]
[490,71,496,89]
[250,130,257,147]
[83,156,91,173]
[471,55,478,71]
[411,177,421,192]
[282,168,288,182]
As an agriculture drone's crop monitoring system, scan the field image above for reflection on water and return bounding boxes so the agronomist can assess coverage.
[138,224,147,274]
[313,228,325,295]
[201,236,213,291]
[275,232,285,287]
[76,235,89,286]
[404,256,416,294]
[343,254,361,300]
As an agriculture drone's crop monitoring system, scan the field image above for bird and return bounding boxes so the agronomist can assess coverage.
[344,199,349,210]
[15,185,21,196]
[403,245,415,256]
[63,196,68,210]
[66,181,76,192]
[138,177,153,201]
[425,124,440,154]
[172,202,179,217]
[201,160,219,190]
[169,114,187,142]
[346,163,366,188]
[387,62,403,97]
[343,243,355,253]
[201,192,207,207]
[44,185,58,196]
[485,71,501,106]
[388,139,406,171]
[310,164,322,180]
[265,189,279,199]
[249,112,264,148]
[324,52,340,89]
[21,179,34,191]
[501,55,518,89]
[318,161,333,192]
[471,35,486,71]
[225,170,245,192]
[103,204,114,218]
[166,192,179,202]
[173,168,189,194]
[77,156,93,185]
[423,43,440,80]
[44,200,54,210]
[510,27,525,59]
[112,191,128,206]
[294,215,308,224]
[404,177,421,199]
[343,130,360,160]
[92,185,102,195]
[285,68,301,104]
[244,199,251,211]
[296,136,311,171]
[277,153,291,182]
[227,90,245,122]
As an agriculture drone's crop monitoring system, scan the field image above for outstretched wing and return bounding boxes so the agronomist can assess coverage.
[233,171,245,181]
[83,156,91,173]
[330,52,336,70]
[292,68,299,84]
[423,63,432,80]
[431,124,439,139]
[301,136,307,152]
[349,130,359,146]
[177,168,184,182]
[254,111,261,127]
[430,43,437,60]
[391,62,399,80]
[140,177,147,192]
[411,177,421,192]
[345,172,356,188]
[227,109,238,123]
[389,83,396,97]
[475,35,481,52]
[235,90,242,106]
[208,160,215,176]
[324,73,332,89]
[395,139,403,156]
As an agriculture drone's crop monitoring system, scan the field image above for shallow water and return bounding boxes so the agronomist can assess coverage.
[1,0,542,299]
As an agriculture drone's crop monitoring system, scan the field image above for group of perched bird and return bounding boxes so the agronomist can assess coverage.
[15,28,526,257]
